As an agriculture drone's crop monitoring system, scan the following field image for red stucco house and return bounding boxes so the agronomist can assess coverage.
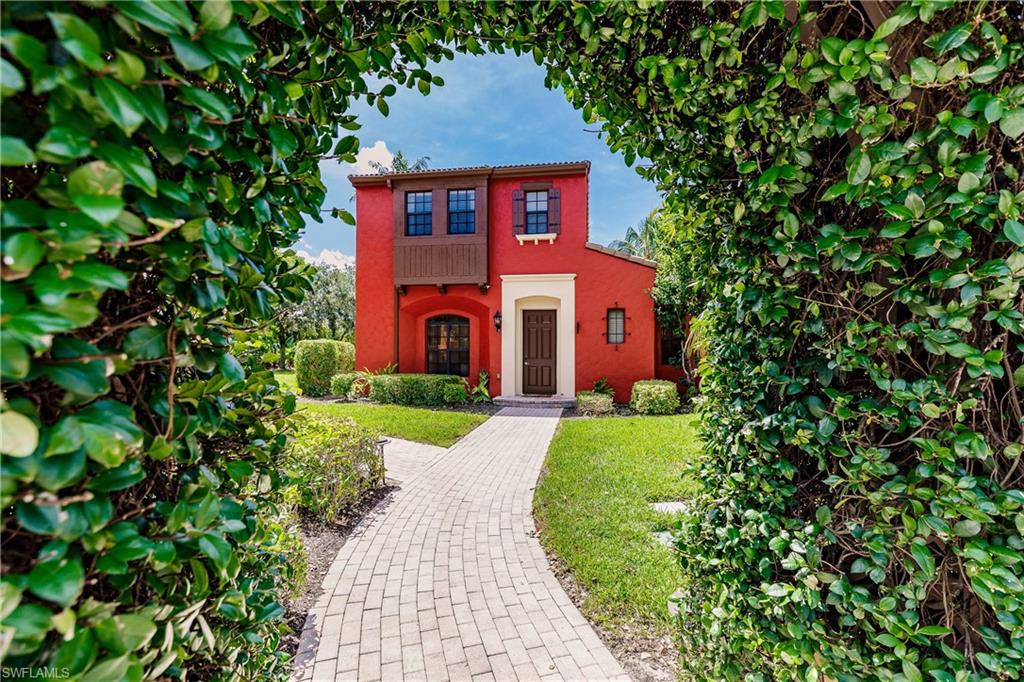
[350,161,675,403]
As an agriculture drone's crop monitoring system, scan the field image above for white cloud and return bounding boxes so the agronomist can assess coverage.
[351,140,394,175]
[319,140,395,181]
[296,248,355,269]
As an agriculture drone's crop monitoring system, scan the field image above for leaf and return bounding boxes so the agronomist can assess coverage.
[85,459,145,492]
[95,143,158,197]
[123,325,168,360]
[1000,109,1024,139]
[67,161,125,226]
[268,124,298,158]
[1004,220,1024,246]
[952,519,981,537]
[1,136,36,166]
[94,79,145,135]
[1,57,24,97]
[902,659,923,682]
[201,25,256,68]
[136,86,169,132]
[909,58,938,84]
[36,127,91,163]
[28,558,84,607]
[114,49,146,86]
[48,13,104,70]
[198,533,232,570]
[847,150,871,185]
[169,34,215,71]
[200,0,233,31]
[180,86,235,123]
[1,410,39,457]
[911,542,935,578]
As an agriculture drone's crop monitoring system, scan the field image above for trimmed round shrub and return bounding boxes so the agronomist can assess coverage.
[576,390,614,415]
[295,340,355,397]
[330,373,358,398]
[368,374,463,406]
[443,383,469,405]
[629,380,680,415]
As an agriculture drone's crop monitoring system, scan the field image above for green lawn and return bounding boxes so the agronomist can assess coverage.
[533,414,702,637]
[300,401,488,448]
[274,370,299,393]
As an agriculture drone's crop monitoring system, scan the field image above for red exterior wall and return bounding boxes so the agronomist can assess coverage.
[353,167,657,403]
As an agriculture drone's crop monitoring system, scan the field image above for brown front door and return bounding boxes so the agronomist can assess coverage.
[522,309,556,395]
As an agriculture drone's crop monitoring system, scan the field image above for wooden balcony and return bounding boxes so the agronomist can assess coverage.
[390,176,490,288]
[394,239,488,286]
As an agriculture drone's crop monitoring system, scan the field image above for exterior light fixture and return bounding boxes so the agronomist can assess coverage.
[493,310,502,332]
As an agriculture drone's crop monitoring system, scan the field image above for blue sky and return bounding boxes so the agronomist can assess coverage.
[299,51,661,267]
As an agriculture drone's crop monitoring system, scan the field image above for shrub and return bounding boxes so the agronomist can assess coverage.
[443,383,469,405]
[463,370,492,404]
[592,378,614,397]
[295,340,355,397]
[285,415,384,523]
[576,390,614,415]
[629,380,680,415]
[368,374,463,406]
[330,373,359,398]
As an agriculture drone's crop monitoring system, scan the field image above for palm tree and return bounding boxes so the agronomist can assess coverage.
[609,209,663,261]
[368,150,430,174]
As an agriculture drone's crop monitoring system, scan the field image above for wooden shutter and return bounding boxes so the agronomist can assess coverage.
[512,189,525,234]
[547,187,561,233]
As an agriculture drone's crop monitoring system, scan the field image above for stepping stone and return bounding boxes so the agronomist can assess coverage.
[650,501,689,514]
[653,530,674,548]
[667,590,685,617]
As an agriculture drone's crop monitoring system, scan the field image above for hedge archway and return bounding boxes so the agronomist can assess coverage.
[1,1,1021,679]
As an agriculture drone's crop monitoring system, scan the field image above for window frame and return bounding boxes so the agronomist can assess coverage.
[524,190,549,234]
[605,308,626,345]
[426,315,470,376]
[447,189,476,235]
[405,190,433,236]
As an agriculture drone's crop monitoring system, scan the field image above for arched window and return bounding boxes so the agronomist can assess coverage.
[426,315,470,376]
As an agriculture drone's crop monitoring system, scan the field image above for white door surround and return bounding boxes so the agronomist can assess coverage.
[499,274,576,398]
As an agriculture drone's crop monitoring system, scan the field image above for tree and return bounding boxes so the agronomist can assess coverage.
[608,209,664,261]
[2,1,1019,680]
[278,263,356,363]
[368,149,431,174]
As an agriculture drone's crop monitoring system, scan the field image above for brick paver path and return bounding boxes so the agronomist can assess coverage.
[294,408,628,682]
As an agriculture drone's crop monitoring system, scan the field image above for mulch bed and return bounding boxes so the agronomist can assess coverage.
[279,484,397,658]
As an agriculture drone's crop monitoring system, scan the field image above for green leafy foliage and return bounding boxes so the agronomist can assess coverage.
[629,380,681,415]
[4,0,1020,679]
[368,374,464,407]
[330,373,360,399]
[283,415,384,524]
[576,390,614,415]
[442,383,469,406]
[294,340,355,398]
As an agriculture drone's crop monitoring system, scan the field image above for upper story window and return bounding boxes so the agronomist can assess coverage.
[405,191,432,236]
[606,308,625,344]
[525,191,548,234]
[448,189,476,234]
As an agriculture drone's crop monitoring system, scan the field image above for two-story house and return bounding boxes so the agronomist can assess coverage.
[350,160,667,403]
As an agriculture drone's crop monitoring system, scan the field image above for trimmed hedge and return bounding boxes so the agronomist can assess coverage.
[294,340,355,397]
[443,383,469,406]
[629,380,680,415]
[368,374,463,406]
[576,390,614,415]
[330,373,359,398]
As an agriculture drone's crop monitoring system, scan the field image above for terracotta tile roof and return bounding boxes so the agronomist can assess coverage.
[348,160,590,183]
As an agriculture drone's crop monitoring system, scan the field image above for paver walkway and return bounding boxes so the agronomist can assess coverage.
[294,408,628,682]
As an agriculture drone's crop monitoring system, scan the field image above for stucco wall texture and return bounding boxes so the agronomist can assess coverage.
[353,169,658,403]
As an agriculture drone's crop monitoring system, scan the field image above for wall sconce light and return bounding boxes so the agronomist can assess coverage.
[493,310,502,332]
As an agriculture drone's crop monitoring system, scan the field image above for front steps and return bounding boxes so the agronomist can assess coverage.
[493,394,577,409]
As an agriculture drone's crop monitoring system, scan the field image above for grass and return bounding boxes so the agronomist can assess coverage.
[533,414,702,637]
[274,370,299,393]
[300,401,488,448]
